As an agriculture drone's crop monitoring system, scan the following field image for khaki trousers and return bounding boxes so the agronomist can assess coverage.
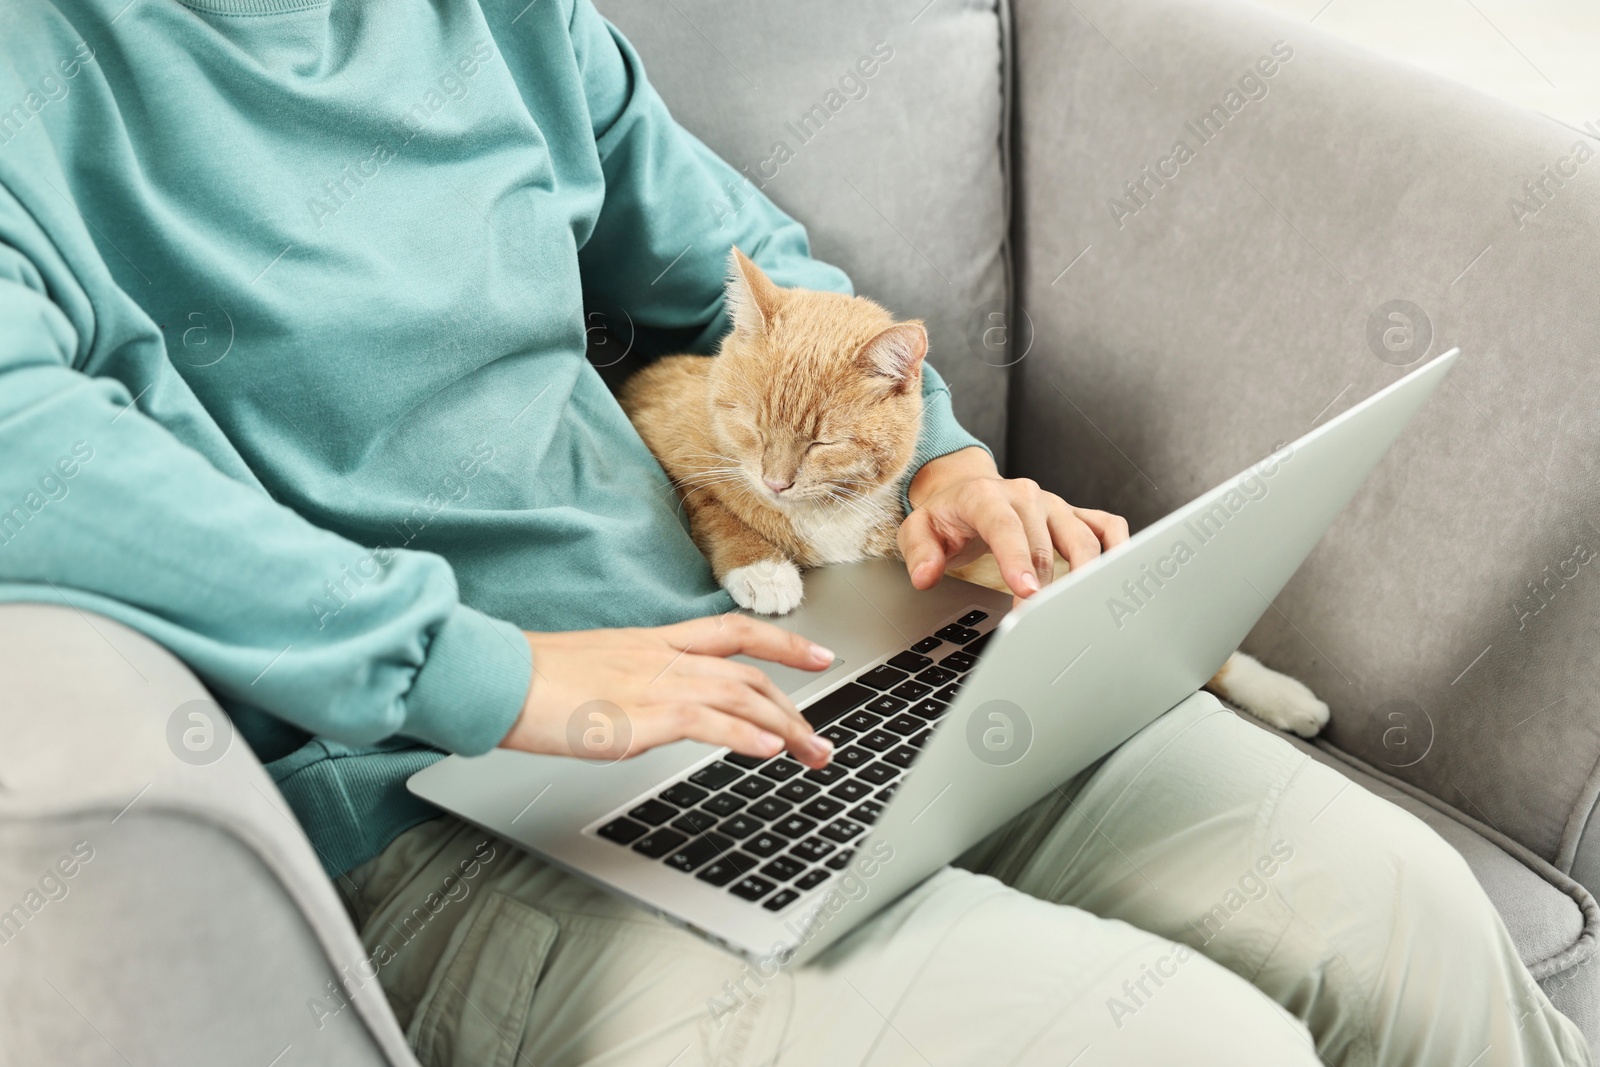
[339,692,1590,1067]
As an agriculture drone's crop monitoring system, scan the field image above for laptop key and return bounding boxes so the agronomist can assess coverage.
[957,610,989,627]
[884,745,919,769]
[907,699,948,720]
[772,815,819,839]
[790,837,836,863]
[632,829,688,859]
[859,665,909,690]
[763,888,802,911]
[825,849,856,870]
[886,651,932,673]
[803,763,848,785]
[629,799,678,826]
[857,763,897,787]
[940,650,977,672]
[776,779,820,802]
[917,666,957,687]
[723,752,769,770]
[934,624,979,644]
[730,875,776,902]
[876,782,900,801]
[702,793,746,817]
[820,819,865,843]
[934,684,962,703]
[800,682,875,728]
[794,869,831,891]
[744,832,786,858]
[857,729,898,752]
[719,815,763,839]
[849,802,884,825]
[799,796,846,820]
[840,710,883,732]
[965,631,993,654]
[731,775,775,799]
[890,680,932,701]
[697,853,757,886]
[689,762,743,790]
[665,833,735,873]
[671,810,719,836]
[829,779,872,803]
[597,817,648,845]
[820,724,857,747]
[910,636,943,654]
[749,797,792,821]
[910,728,934,749]
[865,695,908,716]
[833,746,872,770]
[660,782,709,808]
[883,713,923,736]
[759,759,804,782]
[760,856,806,882]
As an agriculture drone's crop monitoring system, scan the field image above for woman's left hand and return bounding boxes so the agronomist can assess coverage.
[898,446,1130,602]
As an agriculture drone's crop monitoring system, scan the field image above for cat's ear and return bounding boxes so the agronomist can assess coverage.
[857,321,928,393]
[726,247,783,337]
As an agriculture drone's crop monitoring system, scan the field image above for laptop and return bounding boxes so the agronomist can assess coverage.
[409,347,1459,966]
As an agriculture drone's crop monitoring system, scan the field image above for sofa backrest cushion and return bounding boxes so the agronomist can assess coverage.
[1008,0,1600,870]
[594,0,1013,457]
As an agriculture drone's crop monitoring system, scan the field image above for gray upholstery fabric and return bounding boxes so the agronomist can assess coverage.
[0,605,414,1067]
[1007,0,1600,885]
[595,0,1014,460]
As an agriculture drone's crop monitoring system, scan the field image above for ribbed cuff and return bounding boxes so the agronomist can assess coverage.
[901,365,992,514]
[402,604,530,756]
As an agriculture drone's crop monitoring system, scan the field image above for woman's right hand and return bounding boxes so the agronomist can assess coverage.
[499,614,836,768]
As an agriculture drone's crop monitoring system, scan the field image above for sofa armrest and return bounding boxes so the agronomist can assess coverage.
[1006,0,1600,883]
[0,603,417,1067]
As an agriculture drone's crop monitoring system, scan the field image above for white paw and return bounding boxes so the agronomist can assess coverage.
[1213,652,1330,738]
[724,560,804,615]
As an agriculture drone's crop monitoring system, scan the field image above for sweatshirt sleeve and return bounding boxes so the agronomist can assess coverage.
[565,0,988,499]
[0,183,529,758]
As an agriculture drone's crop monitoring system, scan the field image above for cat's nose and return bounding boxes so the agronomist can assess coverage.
[763,475,794,494]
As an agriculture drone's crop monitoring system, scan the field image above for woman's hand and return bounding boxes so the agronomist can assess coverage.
[900,446,1130,602]
[500,615,837,768]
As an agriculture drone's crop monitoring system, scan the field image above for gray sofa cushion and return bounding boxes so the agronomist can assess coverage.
[1006,0,1600,881]
[595,0,1013,459]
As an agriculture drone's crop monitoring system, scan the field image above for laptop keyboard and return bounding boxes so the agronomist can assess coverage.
[591,610,993,913]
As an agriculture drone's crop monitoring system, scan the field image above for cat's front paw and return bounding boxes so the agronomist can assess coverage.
[724,560,804,615]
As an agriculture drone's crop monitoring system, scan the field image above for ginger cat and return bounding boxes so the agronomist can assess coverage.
[620,249,1329,737]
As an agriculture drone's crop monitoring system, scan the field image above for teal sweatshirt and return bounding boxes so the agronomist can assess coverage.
[0,0,985,874]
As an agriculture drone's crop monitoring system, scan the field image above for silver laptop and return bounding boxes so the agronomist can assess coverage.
[409,348,1459,966]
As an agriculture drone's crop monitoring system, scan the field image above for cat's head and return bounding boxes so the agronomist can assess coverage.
[707,248,927,509]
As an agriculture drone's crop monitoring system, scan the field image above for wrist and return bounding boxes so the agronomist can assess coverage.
[907,446,1000,509]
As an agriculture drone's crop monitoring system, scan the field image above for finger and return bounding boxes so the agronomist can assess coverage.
[663,613,833,670]
[1072,506,1131,549]
[1047,496,1104,572]
[648,703,790,763]
[967,486,1039,597]
[676,654,805,724]
[672,676,832,767]
[897,508,949,589]
[1013,489,1056,590]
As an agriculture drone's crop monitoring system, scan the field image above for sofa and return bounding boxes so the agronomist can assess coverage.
[4,0,1598,1062]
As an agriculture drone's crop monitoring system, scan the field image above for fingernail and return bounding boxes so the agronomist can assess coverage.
[758,730,784,753]
[1021,571,1040,594]
[810,643,835,665]
[807,735,834,762]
